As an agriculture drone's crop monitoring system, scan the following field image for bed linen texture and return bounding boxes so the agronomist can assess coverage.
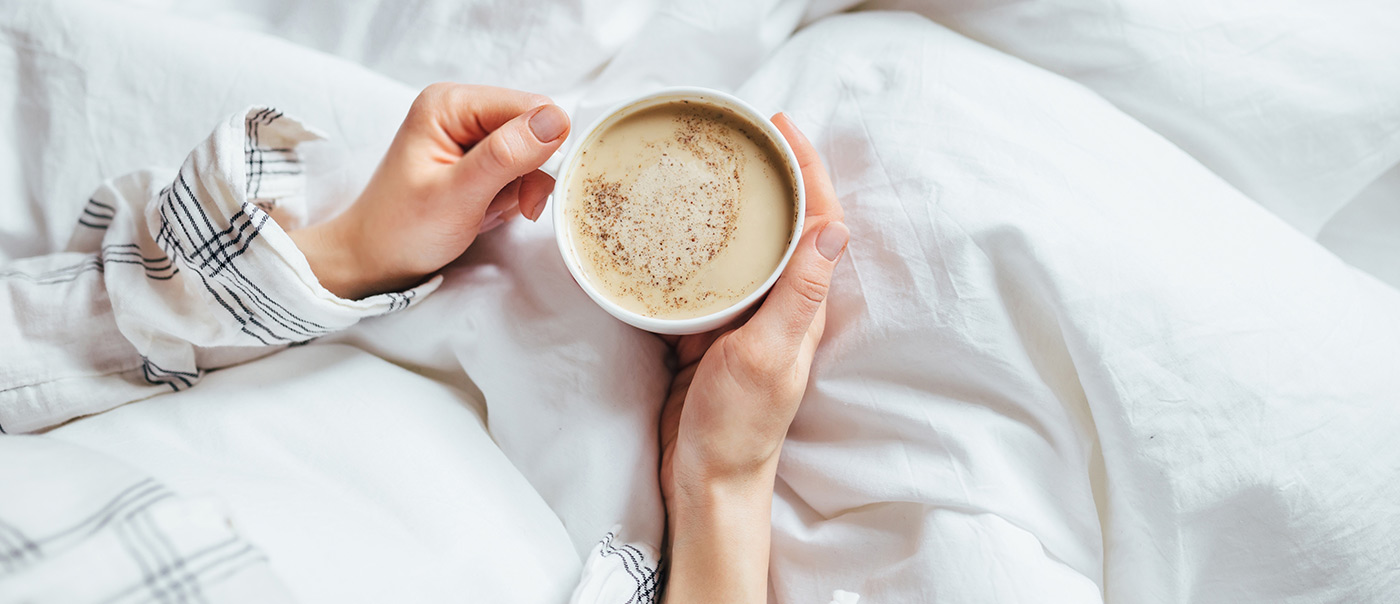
[3,1,1399,603]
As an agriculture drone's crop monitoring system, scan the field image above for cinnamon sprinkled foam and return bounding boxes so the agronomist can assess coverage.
[567,102,797,319]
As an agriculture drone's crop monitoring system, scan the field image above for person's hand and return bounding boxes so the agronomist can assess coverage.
[659,113,848,603]
[290,83,571,299]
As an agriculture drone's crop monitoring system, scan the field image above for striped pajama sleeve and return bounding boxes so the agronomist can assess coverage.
[0,107,440,434]
[0,107,663,604]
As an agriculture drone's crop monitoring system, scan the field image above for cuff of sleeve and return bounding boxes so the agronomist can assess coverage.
[570,528,663,604]
[145,106,439,347]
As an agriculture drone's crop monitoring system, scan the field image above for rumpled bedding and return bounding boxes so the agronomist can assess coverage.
[3,0,1400,602]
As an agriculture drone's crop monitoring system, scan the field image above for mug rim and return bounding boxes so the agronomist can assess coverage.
[551,86,807,335]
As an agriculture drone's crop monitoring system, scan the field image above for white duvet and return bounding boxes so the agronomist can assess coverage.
[4,0,1400,602]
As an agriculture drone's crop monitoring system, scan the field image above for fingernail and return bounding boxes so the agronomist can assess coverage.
[529,105,569,142]
[817,221,849,261]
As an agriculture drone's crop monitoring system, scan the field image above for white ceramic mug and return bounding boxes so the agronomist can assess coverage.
[546,87,806,335]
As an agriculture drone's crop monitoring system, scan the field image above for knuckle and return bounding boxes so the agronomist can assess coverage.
[789,271,830,308]
[823,204,845,224]
[409,83,455,119]
[484,130,524,172]
[723,336,785,382]
[416,82,452,105]
[718,339,751,372]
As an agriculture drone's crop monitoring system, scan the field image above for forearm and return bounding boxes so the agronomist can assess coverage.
[664,469,777,603]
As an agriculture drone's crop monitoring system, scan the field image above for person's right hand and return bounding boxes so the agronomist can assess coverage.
[659,113,848,603]
[291,83,571,299]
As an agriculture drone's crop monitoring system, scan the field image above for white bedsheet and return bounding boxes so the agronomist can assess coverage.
[4,1,1400,603]
[741,14,1400,602]
[44,344,586,603]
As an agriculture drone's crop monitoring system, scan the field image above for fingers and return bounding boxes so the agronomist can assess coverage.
[741,220,848,354]
[484,169,554,225]
[481,179,521,232]
[454,104,571,205]
[416,83,553,146]
[772,113,843,224]
[486,176,521,213]
[481,204,521,233]
[518,169,555,221]
[736,114,847,354]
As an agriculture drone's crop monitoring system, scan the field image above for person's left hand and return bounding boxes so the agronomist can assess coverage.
[658,113,848,603]
[291,83,571,299]
[659,113,845,507]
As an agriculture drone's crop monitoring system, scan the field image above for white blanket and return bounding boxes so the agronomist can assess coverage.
[37,344,597,602]
[4,0,1399,602]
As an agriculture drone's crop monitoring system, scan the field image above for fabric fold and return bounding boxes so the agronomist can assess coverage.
[0,107,437,434]
[570,528,663,604]
[0,436,297,604]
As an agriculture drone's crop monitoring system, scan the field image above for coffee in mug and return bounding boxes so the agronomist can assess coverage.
[563,100,799,320]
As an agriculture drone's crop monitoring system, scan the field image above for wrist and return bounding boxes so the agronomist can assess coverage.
[290,214,380,300]
[289,219,352,299]
[669,445,784,534]
[664,468,776,604]
[670,465,776,529]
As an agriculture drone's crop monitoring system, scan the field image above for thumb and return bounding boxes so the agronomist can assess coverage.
[744,220,849,351]
[455,104,570,203]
